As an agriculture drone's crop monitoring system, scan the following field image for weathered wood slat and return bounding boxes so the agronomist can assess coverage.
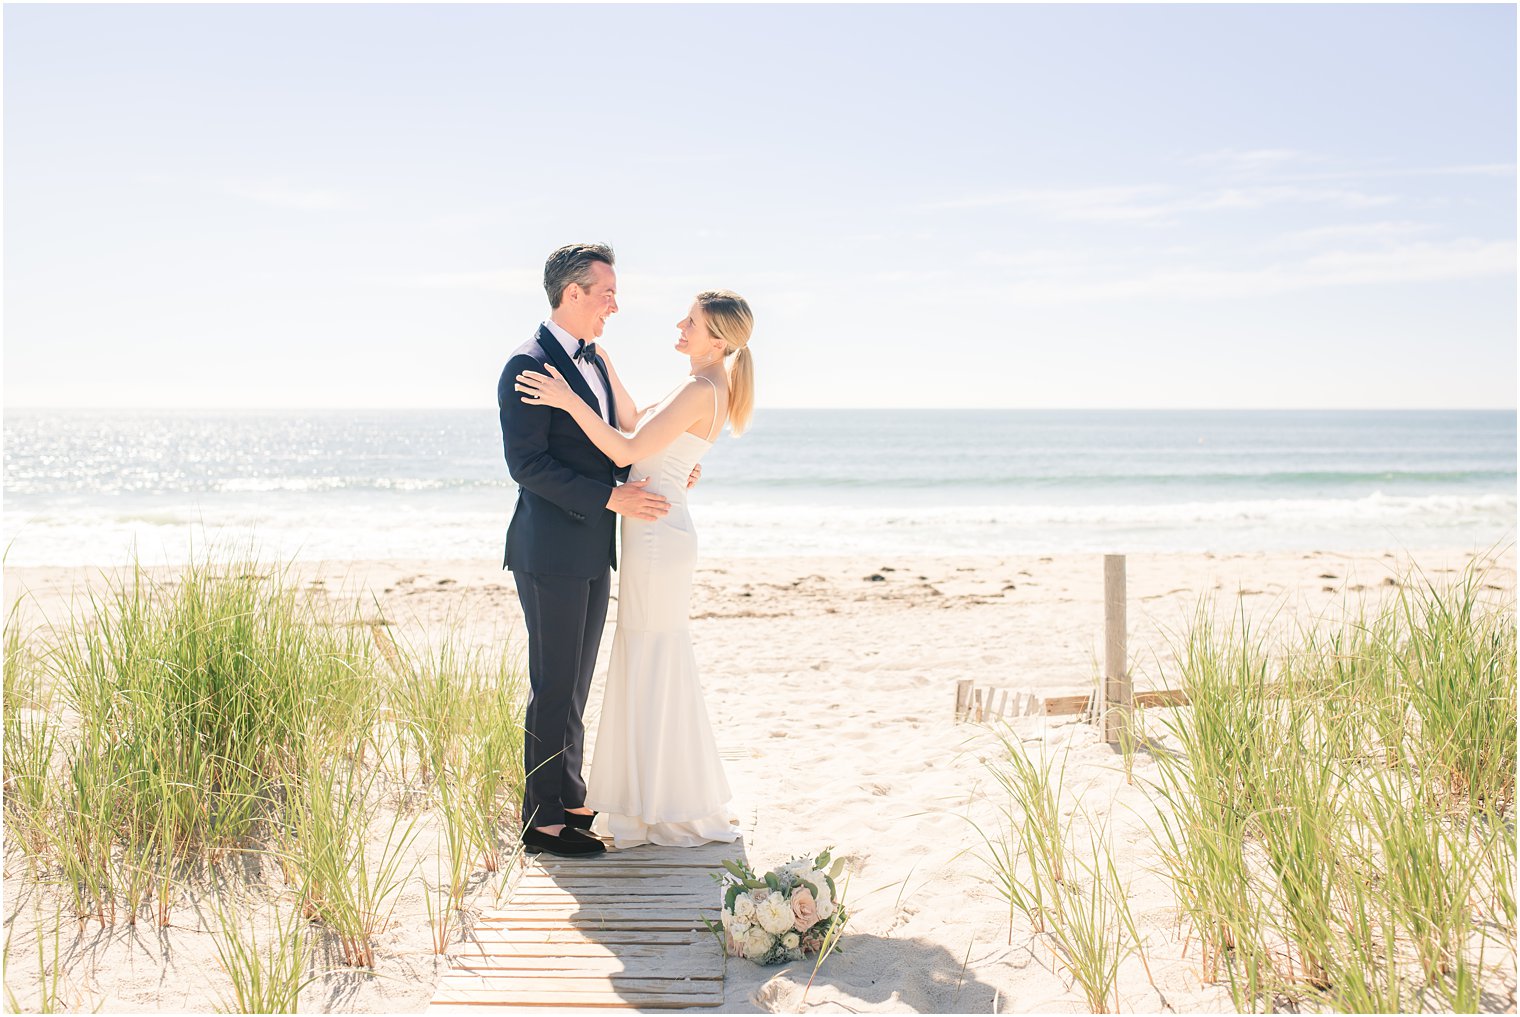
[510,885,714,895]
[486,918,711,930]
[481,917,709,923]
[513,875,717,886]
[440,972,723,985]
[1043,693,1092,716]
[464,929,708,945]
[452,940,711,956]
[505,899,714,910]
[531,855,725,865]
[486,919,714,929]
[430,994,722,1010]
[433,995,722,1007]
[507,885,714,894]
[487,905,718,916]
[522,867,721,878]
[512,880,715,891]
[495,887,714,893]
[1134,688,1188,708]
[446,961,722,979]
[530,865,724,873]
[501,900,714,909]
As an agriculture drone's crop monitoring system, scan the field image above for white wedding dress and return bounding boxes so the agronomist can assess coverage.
[587,378,740,849]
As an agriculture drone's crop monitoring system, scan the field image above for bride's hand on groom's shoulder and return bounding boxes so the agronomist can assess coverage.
[515,364,574,411]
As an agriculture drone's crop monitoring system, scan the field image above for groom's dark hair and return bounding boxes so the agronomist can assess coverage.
[544,243,616,308]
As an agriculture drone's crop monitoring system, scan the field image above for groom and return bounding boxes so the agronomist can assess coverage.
[499,243,671,857]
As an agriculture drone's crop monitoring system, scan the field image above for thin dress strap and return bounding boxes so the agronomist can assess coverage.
[697,374,723,442]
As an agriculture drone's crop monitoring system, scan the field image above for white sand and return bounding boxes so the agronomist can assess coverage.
[3,547,1515,1013]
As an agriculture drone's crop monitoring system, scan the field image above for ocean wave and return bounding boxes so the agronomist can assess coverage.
[692,469,1517,489]
[698,492,1518,527]
[3,491,1514,566]
[215,477,472,494]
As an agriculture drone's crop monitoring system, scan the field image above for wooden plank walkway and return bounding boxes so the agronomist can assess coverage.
[429,837,745,1011]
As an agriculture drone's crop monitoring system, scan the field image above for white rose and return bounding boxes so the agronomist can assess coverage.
[757,894,795,934]
[742,927,774,959]
[732,893,757,922]
[729,918,752,938]
[782,932,800,950]
[813,881,833,917]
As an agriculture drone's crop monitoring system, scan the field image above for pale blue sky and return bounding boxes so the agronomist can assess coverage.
[5,3,1515,409]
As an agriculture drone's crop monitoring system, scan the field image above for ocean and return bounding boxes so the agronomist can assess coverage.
[3,409,1514,566]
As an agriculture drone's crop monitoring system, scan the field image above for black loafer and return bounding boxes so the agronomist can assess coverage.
[521,826,606,856]
[563,811,597,831]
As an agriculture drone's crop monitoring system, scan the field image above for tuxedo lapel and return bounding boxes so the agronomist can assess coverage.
[590,357,614,424]
[534,325,604,420]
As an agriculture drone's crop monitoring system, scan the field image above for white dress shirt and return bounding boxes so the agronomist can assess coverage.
[543,319,611,422]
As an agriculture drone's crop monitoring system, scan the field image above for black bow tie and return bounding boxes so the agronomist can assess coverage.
[574,340,598,364]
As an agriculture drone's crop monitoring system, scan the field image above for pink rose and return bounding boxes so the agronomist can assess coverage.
[791,887,820,931]
[725,933,741,957]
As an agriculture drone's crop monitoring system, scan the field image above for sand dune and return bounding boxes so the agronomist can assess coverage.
[3,547,1514,1012]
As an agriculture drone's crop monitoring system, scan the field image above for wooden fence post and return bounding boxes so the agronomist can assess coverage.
[1103,554,1131,745]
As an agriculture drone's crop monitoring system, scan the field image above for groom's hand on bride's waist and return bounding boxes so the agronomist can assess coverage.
[607,478,670,521]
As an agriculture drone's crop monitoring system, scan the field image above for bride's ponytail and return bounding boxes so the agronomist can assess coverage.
[727,344,755,436]
[696,290,756,437]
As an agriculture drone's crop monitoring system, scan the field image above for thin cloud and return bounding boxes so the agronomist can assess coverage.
[1190,147,1514,182]
[1007,238,1514,304]
[1273,220,1439,248]
[1270,162,1516,184]
[923,182,1393,221]
[923,185,1170,219]
[1189,148,1320,173]
[218,179,357,211]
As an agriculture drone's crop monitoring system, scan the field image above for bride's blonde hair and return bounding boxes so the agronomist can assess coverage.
[696,290,755,437]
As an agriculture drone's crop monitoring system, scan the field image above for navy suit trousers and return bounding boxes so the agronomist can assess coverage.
[514,568,611,829]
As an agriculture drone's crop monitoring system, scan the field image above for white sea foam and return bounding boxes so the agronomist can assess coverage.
[3,490,1513,567]
[5,409,1512,566]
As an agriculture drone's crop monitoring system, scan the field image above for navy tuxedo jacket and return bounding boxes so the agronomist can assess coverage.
[498,325,627,577]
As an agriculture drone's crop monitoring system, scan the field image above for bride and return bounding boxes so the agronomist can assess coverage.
[514,289,755,849]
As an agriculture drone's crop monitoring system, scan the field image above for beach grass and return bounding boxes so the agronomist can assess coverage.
[980,557,1515,1013]
[1146,559,1515,1011]
[382,625,527,948]
[1,548,529,1002]
[211,890,313,1014]
[979,736,1148,1013]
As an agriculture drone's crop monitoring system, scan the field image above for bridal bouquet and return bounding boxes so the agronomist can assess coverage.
[710,849,849,965]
